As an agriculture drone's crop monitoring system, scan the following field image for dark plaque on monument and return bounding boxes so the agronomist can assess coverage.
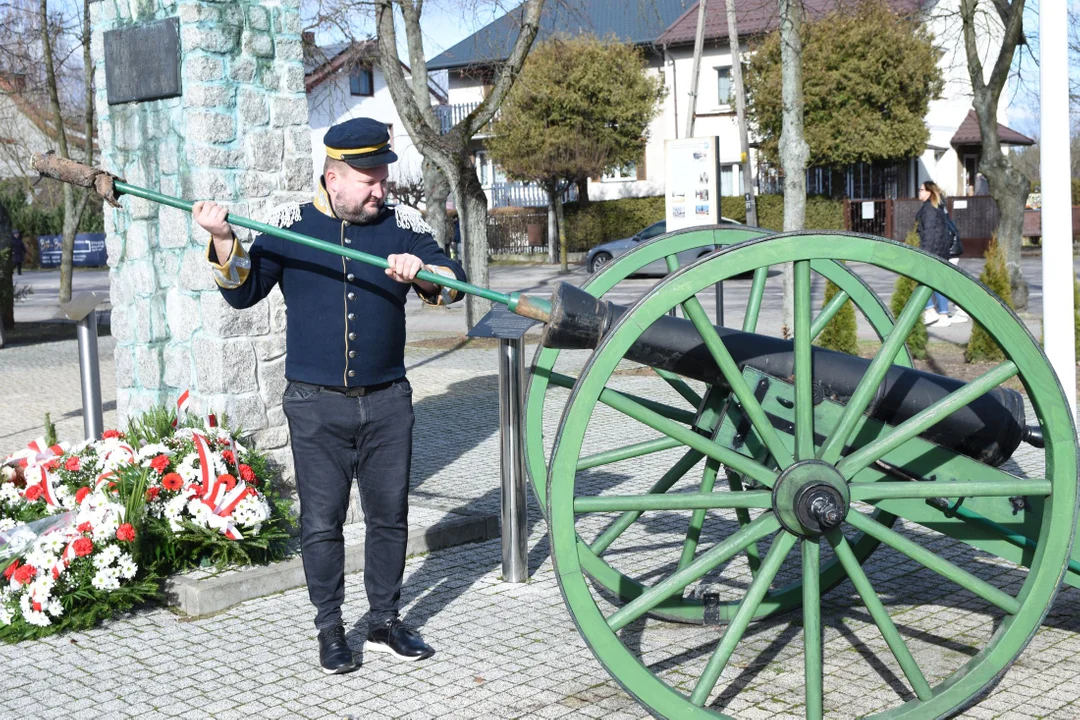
[467,304,541,340]
[103,17,181,105]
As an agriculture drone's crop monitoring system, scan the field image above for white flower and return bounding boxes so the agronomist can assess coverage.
[18,592,51,627]
[0,602,12,625]
[137,443,170,461]
[24,547,57,573]
[0,518,15,532]
[91,569,120,591]
[41,532,67,555]
[117,554,137,580]
[0,483,20,503]
[93,545,121,569]
[46,598,63,617]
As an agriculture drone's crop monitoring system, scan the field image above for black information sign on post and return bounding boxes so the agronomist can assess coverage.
[103,17,182,105]
[468,305,540,583]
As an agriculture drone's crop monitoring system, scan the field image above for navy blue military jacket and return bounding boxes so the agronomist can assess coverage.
[207,188,465,388]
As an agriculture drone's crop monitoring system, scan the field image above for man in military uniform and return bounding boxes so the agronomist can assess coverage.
[193,118,465,674]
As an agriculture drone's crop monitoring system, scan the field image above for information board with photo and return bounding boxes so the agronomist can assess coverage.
[664,137,719,231]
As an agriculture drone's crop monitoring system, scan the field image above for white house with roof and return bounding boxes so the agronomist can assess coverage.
[304,37,447,193]
[426,0,1031,208]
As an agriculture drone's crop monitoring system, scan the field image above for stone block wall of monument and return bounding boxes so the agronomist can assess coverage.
[90,0,313,482]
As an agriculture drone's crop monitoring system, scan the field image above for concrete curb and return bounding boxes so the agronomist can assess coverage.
[163,511,499,618]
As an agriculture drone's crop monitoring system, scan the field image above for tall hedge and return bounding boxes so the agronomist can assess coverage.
[965,237,1012,362]
[563,194,844,250]
[891,230,928,359]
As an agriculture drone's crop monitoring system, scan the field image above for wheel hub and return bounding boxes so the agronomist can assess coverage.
[772,460,850,537]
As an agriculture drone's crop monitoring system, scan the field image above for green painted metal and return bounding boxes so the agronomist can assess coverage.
[527,227,915,626]
[689,531,798,706]
[576,436,683,471]
[677,457,720,570]
[794,260,815,461]
[546,233,1077,719]
[809,288,850,339]
[817,284,933,466]
[801,539,823,720]
[837,360,1019,479]
[588,449,703,555]
[546,370,697,425]
[772,460,850,537]
[849,479,1052,501]
[826,527,934,700]
[574,490,773,513]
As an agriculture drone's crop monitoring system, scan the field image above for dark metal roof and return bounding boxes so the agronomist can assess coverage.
[950,110,1035,147]
[427,0,692,71]
[658,0,923,45]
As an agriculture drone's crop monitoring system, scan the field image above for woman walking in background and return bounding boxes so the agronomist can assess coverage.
[916,181,968,328]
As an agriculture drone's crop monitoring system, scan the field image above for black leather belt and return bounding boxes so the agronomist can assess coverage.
[319,379,399,397]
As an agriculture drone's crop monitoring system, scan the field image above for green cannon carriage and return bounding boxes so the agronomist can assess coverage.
[36,153,1079,719]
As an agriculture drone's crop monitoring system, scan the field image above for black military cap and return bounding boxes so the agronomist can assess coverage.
[323,117,398,168]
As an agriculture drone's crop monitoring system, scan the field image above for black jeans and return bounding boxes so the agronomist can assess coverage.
[282,378,414,631]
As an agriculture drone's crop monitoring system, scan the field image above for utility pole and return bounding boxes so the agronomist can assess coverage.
[685,0,709,138]
[724,0,757,227]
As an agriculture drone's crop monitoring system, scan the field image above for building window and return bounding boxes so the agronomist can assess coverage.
[350,67,374,96]
[720,163,741,196]
[602,163,637,182]
[716,67,732,107]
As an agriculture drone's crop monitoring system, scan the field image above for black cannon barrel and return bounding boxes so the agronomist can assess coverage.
[542,283,1025,467]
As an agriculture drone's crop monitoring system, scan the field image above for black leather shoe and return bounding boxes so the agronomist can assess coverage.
[364,619,435,661]
[318,625,359,675]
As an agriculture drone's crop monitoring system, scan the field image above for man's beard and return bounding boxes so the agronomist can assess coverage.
[332,195,383,224]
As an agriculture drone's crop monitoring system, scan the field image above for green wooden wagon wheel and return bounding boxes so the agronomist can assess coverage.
[547,232,1076,719]
[527,226,912,622]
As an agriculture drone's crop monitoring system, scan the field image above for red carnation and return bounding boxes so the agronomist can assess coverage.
[77,522,93,533]
[3,560,19,581]
[189,484,204,497]
[102,429,123,439]
[221,450,236,465]
[64,456,81,472]
[75,486,91,504]
[43,460,59,472]
[72,538,94,557]
[162,473,183,491]
[12,564,36,585]
[217,474,236,492]
[150,454,171,475]
[116,523,136,542]
[145,487,161,501]
[23,484,43,501]
[239,464,256,482]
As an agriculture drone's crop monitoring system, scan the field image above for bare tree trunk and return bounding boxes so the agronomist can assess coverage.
[455,163,492,326]
[555,184,568,272]
[40,0,95,304]
[546,183,559,264]
[422,159,451,250]
[685,0,709,138]
[375,0,544,328]
[959,0,1029,309]
[1,203,13,336]
[725,0,757,226]
[777,0,809,337]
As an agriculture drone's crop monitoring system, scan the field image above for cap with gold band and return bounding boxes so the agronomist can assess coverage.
[323,117,398,169]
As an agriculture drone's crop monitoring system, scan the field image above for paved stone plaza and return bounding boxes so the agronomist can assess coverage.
[2,262,1079,719]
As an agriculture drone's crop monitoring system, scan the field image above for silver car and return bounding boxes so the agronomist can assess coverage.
[585,219,742,276]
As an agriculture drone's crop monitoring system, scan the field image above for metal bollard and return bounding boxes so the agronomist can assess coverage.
[59,291,106,442]
[497,336,528,583]
[76,309,104,441]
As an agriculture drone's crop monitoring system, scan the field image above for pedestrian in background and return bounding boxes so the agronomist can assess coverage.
[10,230,25,275]
[917,180,968,328]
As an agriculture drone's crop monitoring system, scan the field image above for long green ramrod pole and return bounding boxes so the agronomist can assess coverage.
[30,153,551,322]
